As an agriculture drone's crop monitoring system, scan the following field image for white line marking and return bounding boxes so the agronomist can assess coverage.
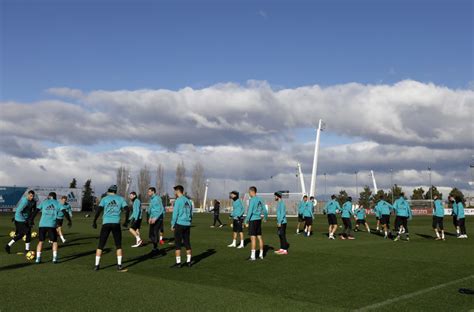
[354,275,474,312]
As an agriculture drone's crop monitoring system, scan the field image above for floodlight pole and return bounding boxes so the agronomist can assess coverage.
[390,168,394,204]
[428,167,433,210]
[370,170,378,193]
[324,173,327,196]
[309,119,323,197]
[355,171,359,199]
[202,179,209,213]
[297,163,307,195]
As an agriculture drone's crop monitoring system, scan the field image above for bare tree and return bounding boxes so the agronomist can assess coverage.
[175,161,187,190]
[191,162,205,208]
[156,164,165,195]
[138,165,151,203]
[116,166,130,198]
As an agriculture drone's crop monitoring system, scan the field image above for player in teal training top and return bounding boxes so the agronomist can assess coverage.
[244,186,268,261]
[296,195,309,234]
[354,205,370,233]
[275,192,289,255]
[128,191,143,247]
[30,192,72,263]
[227,191,245,248]
[170,185,194,268]
[147,187,165,254]
[339,197,355,240]
[323,195,342,239]
[375,199,394,239]
[432,194,445,240]
[393,193,412,241]
[302,198,314,237]
[456,197,467,239]
[5,190,37,255]
[56,195,73,244]
[92,185,129,271]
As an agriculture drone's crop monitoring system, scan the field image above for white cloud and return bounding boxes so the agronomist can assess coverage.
[46,87,84,99]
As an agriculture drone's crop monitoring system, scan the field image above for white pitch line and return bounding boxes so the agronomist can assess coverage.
[354,275,474,312]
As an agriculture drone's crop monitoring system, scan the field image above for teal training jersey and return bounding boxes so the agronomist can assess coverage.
[276,201,287,225]
[14,197,30,222]
[355,208,366,220]
[324,200,341,215]
[457,202,465,219]
[171,195,193,226]
[130,199,142,220]
[99,194,128,224]
[244,196,268,223]
[341,201,353,218]
[230,199,245,219]
[393,197,412,218]
[57,203,72,219]
[433,199,444,217]
[38,199,61,228]
[302,201,313,218]
[148,194,164,219]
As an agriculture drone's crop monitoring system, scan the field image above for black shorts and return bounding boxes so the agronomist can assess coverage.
[356,219,366,225]
[298,214,304,222]
[233,218,243,233]
[248,219,262,236]
[14,221,31,242]
[380,214,390,225]
[452,215,458,227]
[130,218,142,230]
[56,219,64,227]
[304,217,313,226]
[432,216,444,230]
[376,217,380,221]
[327,214,337,225]
[98,223,122,250]
[39,227,58,242]
[174,224,191,250]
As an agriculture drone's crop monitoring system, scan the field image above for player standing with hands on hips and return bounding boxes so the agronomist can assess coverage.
[275,192,289,255]
[227,191,245,248]
[170,185,194,268]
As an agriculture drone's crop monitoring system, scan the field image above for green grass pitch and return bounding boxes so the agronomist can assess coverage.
[1,213,473,311]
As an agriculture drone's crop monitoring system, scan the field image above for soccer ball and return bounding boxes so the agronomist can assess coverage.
[25,250,35,261]
[9,231,15,238]
[31,231,38,238]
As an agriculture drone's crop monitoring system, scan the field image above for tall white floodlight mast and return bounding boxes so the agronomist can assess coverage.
[126,173,132,194]
[202,179,209,212]
[309,119,324,197]
[370,170,378,193]
[297,163,307,195]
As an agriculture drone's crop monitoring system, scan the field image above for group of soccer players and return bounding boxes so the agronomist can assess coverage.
[4,185,468,271]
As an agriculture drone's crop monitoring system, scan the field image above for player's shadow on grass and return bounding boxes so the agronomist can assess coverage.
[66,236,97,243]
[415,233,434,240]
[122,247,175,269]
[263,245,274,257]
[445,232,458,237]
[60,248,111,263]
[192,248,216,265]
[0,262,33,272]
[43,242,87,251]
[243,238,251,247]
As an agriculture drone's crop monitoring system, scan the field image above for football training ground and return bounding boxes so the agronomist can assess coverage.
[1,214,473,311]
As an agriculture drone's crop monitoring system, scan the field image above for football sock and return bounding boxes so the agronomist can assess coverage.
[95,256,101,266]
[8,240,15,247]
[159,235,163,241]
[117,256,122,265]
[259,250,263,258]
[135,235,140,242]
[176,256,181,264]
[251,250,256,259]
[232,239,236,245]
[186,254,191,263]
[441,231,445,239]
[25,243,30,250]
[37,251,42,259]
[435,231,440,238]
[240,240,244,245]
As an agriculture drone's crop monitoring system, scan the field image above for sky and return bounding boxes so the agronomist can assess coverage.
[0,0,473,199]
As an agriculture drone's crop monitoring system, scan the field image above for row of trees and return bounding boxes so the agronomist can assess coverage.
[332,184,466,208]
[115,161,206,206]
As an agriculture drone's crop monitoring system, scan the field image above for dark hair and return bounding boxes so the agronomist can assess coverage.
[174,185,184,193]
[48,192,57,200]
[249,186,257,193]
[130,191,137,197]
[61,195,68,200]
[400,192,405,197]
[27,190,35,196]
[148,187,156,193]
[347,197,352,201]
[455,196,463,204]
[310,196,314,200]
[331,195,336,200]
[303,195,308,198]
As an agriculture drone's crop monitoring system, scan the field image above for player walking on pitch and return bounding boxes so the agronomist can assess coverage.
[456,196,468,239]
[147,187,165,254]
[375,198,394,239]
[323,195,341,240]
[210,199,224,228]
[339,197,355,240]
[302,197,314,237]
[5,190,36,254]
[170,185,194,268]
[275,192,289,254]
[30,192,72,263]
[92,185,129,271]
[449,196,459,237]
[393,193,412,241]
[244,186,268,260]
[128,191,143,247]
[296,195,308,234]
[432,195,445,240]
[227,191,245,248]
[57,195,73,244]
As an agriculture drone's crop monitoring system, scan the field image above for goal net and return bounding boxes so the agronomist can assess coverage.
[242,192,305,217]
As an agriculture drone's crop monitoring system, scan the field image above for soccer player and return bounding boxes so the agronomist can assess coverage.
[323,195,341,240]
[302,197,314,237]
[432,194,445,240]
[393,193,412,241]
[375,198,394,239]
[244,186,268,260]
[373,203,382,232]
[449,196,459,236]
[57,195,73,244]
[30,192,72,264]
[456,197,468,239]
[339,197,355,240]
[275,192,289,255]
[354,205,370,233]
[5,190,37,254]
[128,191,143,247]
[210,199,223,228]
[227,191,245,248]
[92,185,129,271]
[147,187,165,254]
[296,195,308,234]
[170,185,194,268]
